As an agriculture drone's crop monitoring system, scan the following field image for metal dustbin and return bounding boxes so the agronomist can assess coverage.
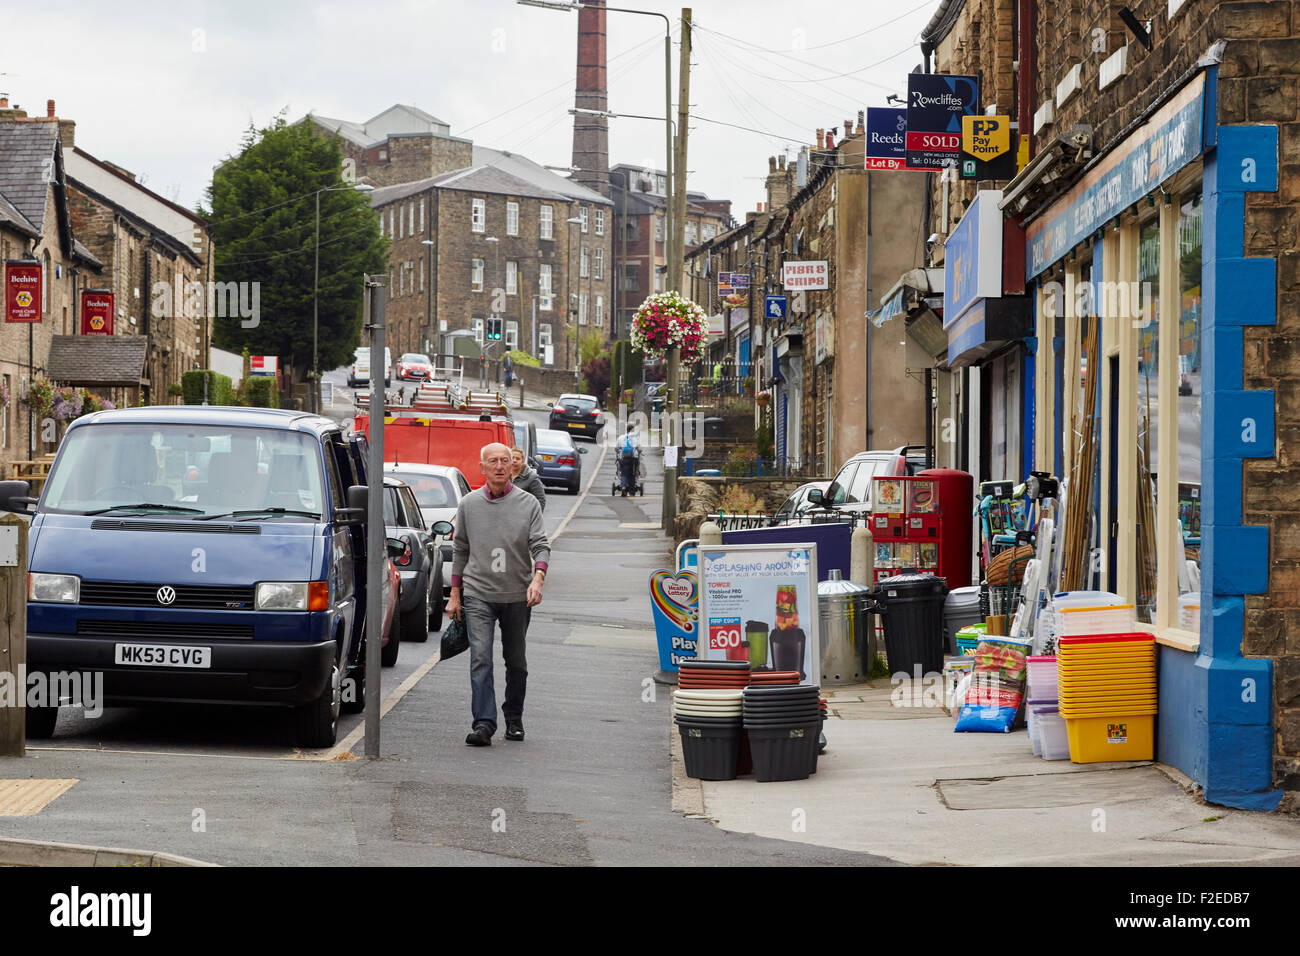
[818,569,875,684]
[703,417,726,439]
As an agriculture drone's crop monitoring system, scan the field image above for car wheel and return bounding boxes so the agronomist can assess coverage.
[381,623,401,667]
[25,704,58,739]
[402,583,430,644]
[341,659,366,714]
[428,574,444,632]
[294,664,340,748]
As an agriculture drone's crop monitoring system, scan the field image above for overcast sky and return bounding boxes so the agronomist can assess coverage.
[3,0,938,218]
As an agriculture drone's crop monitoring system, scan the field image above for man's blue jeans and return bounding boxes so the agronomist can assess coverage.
[463,595,530,736]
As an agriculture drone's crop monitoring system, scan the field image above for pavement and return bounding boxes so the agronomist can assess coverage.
[674,682,1300,866]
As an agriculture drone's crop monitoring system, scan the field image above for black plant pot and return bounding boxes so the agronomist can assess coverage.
[747,722,819,782]
[678,722,742,780]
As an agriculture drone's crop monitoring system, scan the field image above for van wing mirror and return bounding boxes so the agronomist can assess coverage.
[0,479,36,516]
[430,520,453,536]
[338,484,368,525]
[806,488,823,505]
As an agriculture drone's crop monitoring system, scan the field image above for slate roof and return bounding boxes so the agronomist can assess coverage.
[48,334,149,387]
[0,122,58,233]
[0,192,39,238]
[473,146,613,206]
[370,164,567,208]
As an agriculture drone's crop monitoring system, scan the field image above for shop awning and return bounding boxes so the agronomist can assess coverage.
[867,268,948,359]
[944,295,1033,369]
[47,334,149,388]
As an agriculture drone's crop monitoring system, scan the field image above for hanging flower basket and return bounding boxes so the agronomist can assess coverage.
[755,389,772,407]
[629,291,710,366]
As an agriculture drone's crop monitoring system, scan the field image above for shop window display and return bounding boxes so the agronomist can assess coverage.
[1176,193,1203,632]
[1136,220,1160,624]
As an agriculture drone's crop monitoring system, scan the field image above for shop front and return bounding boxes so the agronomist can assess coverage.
[1015,66,1280,809]
[941,189,1033,486]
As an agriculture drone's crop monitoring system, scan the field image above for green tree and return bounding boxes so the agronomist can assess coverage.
[199,115,387,385]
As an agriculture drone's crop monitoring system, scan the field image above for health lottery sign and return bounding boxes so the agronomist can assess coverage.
[5,260,42,323]
[906,74,980,170]
[80,289,114,335]
[649,568,699,671]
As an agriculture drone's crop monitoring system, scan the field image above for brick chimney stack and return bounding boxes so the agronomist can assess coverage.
[816,128,825,149]
[856,110,865,134]
[571,0,611,197]
[765,152,793,211]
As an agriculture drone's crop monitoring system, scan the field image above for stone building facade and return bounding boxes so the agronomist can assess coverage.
[373,165,610,370]
[920,0,1300,809]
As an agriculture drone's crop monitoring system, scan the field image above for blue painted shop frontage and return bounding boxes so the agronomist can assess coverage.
[946,63,1282,809]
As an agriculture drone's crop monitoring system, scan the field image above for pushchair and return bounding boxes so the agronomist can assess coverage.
[612,445,644,497]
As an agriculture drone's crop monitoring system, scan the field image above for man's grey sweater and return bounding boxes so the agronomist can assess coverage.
[514,465,548,512]
[451,484,552,603]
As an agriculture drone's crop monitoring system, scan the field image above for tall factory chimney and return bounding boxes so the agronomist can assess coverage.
[571,0,611,197]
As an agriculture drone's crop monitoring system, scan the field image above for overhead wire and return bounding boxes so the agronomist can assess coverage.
[692,20,916,93]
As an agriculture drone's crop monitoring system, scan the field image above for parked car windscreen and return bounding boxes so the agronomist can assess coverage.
[41,423,327,518]
[536,429,577,452]
[389,471,455,509]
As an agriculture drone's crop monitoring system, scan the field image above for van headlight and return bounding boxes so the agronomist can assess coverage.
[256,581,329,611]
[29,573,80,604]
[256,582,307,610]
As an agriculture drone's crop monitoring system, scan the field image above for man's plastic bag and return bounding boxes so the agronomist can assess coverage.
[440,615,469,661]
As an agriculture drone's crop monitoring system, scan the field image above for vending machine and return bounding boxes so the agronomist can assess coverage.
[869,468,973,589]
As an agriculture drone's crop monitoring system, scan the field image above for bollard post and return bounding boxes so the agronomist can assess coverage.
[518,382,525,410]
[0,513,28,757]
[850,526,875,586]
[699,520,722,547]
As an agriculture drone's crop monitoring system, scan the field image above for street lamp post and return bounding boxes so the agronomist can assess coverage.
[421,238,435,357]
[314,182,373,413]
[564,214,584,378]
[483,236,500,386]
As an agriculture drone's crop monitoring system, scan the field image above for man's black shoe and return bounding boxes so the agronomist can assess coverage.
[466,726,492,747]
[505,720,525,741]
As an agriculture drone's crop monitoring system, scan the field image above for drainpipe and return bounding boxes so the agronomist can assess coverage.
[1017,0,1038,159]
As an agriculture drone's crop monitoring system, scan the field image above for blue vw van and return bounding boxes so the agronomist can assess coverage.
[0,406,382,748]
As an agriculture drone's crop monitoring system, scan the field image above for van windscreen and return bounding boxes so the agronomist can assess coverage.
[42,423,327,519]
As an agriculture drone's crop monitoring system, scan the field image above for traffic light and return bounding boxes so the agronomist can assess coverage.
[486,317,502,341]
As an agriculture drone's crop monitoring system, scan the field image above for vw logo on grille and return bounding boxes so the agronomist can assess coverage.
[156,586,177,606]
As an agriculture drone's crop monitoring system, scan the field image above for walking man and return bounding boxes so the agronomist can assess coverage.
[446,442,550,746]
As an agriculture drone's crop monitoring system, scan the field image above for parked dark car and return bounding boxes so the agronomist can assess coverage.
[535,428,588,494]
[548,393,604,440]
[808,446,930,519]
[770,481,832,526]
[382,476,451,663]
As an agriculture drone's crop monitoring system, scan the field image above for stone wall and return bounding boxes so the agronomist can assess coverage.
[514,362,579,400]
[1224,2,1300,796]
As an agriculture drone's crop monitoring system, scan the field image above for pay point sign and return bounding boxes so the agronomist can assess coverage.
[961,114,1018,180]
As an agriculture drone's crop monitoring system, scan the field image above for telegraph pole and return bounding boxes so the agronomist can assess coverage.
[661,7,691,531]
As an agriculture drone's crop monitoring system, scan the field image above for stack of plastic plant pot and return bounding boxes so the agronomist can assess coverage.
[1025,655,1060,757]
[673,688,744,780]
[677,659,751,689]
[742,685,823,782]
[1058,633,1156,762]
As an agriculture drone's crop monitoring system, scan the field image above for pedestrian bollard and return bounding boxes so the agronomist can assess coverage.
[0,513,29,757]
[518,382,525,409]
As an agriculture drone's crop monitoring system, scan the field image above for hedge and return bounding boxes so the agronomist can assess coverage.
[182,370,234,406]
[242,377,280,408]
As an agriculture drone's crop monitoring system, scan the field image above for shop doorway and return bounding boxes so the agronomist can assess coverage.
[1106,353,1120,592]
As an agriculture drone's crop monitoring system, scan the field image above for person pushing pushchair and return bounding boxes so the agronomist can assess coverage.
[616,424,642,497]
